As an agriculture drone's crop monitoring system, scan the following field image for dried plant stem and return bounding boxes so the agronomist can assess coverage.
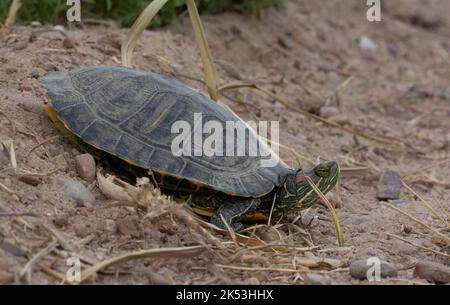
[80,245,205,283]
[387,233,450,259]
[3,0,21,36]
[185,0,219,101]
[401,179,449,228]
[121,0,169,67]
[305,176,344,247]
[383,202,450,245]
[26,135,59,160]
[19,238,58,280]
[218,82,399,145]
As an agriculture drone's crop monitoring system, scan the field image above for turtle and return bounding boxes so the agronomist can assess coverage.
[43,66,340,231]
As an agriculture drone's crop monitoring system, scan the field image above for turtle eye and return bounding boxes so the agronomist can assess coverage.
[314,166,330,177]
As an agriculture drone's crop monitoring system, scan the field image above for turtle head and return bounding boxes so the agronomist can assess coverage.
[278,161,340,209]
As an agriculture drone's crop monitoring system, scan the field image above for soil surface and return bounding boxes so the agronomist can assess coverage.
[0,0,449,284]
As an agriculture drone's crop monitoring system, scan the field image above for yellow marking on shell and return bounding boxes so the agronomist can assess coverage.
[240,212,269,222]
[43,104,79,145]
[191,207,214,217]
[191,207,269,222]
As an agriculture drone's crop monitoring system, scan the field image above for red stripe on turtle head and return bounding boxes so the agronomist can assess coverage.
[296,173,308,183]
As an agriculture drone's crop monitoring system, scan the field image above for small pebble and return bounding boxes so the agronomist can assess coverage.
[413,261,450,283]
[83,202,94,212]
[73,223,93,238]
[105,219,117,233]
[304,273,332,285]
[63,37,75,49]
[53,25,65,32]
[54,177,95,205]
[245,277,260,285]
[277,37,293,49]
[54,213,69,227]
[30,70,40,78]
[18,175,41,186]
[377,170,401,200]
[319,106,339,118]
[12,41,28,51]
[30,21,42,27]
[349,258,398,280]
[0,271,14,284]
[359,35,377,52]
[146,270,171,285]
[74,153,96,182]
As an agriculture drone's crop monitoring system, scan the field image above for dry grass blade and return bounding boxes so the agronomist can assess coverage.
[0,181,15,194]
[383,202,450,246]
[185,0,219,101]
[79,245,205,283]
[219,214,238,246]
[3,0,21,36]
[218,82,399,145]
[401,179,449,228]
[2,140,17,171]
[305,176,344,247]
[19,237,58,280]
[121,0,169,67]
[387,233,450,259]
[26,135,59,160]
[215,264,299,273]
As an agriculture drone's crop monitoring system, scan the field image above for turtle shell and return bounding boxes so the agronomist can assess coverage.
[43,66,290,197]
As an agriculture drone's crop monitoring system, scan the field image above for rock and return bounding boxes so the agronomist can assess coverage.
[277,37,293,49]
[0,271,14,284]
[54,213,69,227]
[349,259,398,280]
[74,154,96,182]
[30,21,42,27]
[146,270,171,285]
[359,35,377,52]
[18,175,41,186]
[13,41,28,51]
[83,202,94,212]
[54,177,95,205]
[63,37,75,49]
[413,261,450,283]
[245,277,260,285]
[52,25,65,32]
[116,216,141,237]
[105,219,117,233]
[73,223,93,238]
[0,257,15,271]
[377,170,401,200]
[30,69,40,78]
[304,273,332,285]
[320,106,339,118]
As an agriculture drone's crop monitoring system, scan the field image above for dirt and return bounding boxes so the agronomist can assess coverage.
[0,0,449,284]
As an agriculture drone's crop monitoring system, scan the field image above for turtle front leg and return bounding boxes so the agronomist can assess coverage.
[211,198,260,231]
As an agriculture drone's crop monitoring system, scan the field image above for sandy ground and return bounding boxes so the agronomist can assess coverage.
[0,0,449,284]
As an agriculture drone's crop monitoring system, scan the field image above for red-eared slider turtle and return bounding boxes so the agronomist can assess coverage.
[43,66,339,231]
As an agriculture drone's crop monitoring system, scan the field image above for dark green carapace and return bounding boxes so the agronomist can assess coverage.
[43,66,340,231]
